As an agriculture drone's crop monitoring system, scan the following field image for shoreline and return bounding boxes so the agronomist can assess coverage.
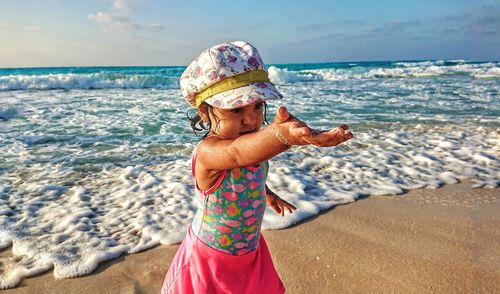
[3,180,499,293]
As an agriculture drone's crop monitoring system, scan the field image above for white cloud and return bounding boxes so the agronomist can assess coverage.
[0,21,8,27]
[87,0,145,32]
[87,11,140,31]
[368,20,421,34]
[113,0,130,13]
[24,26,41,31]
[149,23,164,30]
[88,12,128,24]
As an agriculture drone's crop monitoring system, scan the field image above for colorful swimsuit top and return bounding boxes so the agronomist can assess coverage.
[191,150,269,256]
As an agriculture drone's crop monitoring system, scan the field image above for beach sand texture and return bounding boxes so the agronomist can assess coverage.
[2,180,499,294]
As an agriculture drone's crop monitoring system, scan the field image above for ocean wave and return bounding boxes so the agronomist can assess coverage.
[269,62,500,84]
[470,67,500,79]
[0,107,21,121]
[268,66,324,85]
[394,60,447,67]
[0,73,179,91]
[1,62,499,90]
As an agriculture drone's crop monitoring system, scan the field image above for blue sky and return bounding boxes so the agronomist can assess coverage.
[0,0,499,67]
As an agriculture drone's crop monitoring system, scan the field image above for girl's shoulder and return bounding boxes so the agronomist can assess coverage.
[195,136,238,171]
[195,136,224,164]
[194,137,235,190]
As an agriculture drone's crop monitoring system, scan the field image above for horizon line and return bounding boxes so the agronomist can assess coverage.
[1,59,498,70]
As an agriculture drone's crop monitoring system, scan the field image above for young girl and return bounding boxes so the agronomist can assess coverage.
[161,41,352,293]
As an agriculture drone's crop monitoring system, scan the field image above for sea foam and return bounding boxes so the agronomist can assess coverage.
[0,73,179,91]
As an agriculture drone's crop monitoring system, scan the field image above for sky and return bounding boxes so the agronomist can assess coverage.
[0,0,499,67]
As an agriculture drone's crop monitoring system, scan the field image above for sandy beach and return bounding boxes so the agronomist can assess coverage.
[3,180,499,294]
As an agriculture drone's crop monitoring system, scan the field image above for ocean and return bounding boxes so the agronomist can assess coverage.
[0,60,499,288]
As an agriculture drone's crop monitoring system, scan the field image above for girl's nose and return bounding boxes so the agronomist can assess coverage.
[242,110,256,126]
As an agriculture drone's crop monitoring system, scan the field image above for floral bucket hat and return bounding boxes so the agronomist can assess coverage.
[180,40,282,109]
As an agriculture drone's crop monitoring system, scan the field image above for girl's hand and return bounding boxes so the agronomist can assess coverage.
[266,186,297,217]
[274,106,353,147]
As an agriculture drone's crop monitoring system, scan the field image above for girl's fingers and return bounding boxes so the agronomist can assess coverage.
[307,131,334,146]
[280,201,297,214]
[274,106,290,124]
[327,127,353,144]
[283,200,297,210]
[329,127,347,135]
[340,124,349,131]
[274,204,281,214]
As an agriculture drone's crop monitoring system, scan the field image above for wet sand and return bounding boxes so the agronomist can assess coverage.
[3,180,499,293]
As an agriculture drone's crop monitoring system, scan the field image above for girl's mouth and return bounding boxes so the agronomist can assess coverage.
[239,130,255,135]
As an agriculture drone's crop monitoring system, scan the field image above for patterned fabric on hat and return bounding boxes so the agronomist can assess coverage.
[180,41,282,109]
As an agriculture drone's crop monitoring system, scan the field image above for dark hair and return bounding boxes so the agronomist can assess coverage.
[187,102,270,138]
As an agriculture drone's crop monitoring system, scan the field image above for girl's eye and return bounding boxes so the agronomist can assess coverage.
[231,108,242,113]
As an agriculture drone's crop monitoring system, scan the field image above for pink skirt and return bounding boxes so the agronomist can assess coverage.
[160,227,285,294]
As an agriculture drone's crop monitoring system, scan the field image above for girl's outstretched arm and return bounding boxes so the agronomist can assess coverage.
[197,107,352,171]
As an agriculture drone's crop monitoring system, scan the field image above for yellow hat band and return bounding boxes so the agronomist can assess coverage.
[194,70,271,107]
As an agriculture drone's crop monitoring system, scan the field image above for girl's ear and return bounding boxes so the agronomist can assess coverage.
[198,104,209,122]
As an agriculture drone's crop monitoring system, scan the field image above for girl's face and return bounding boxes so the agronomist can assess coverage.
[201,101,265,140]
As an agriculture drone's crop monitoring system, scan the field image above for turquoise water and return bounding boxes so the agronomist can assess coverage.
[0,59,499,216]
[2,61,498,124]
[1,60,499,174]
